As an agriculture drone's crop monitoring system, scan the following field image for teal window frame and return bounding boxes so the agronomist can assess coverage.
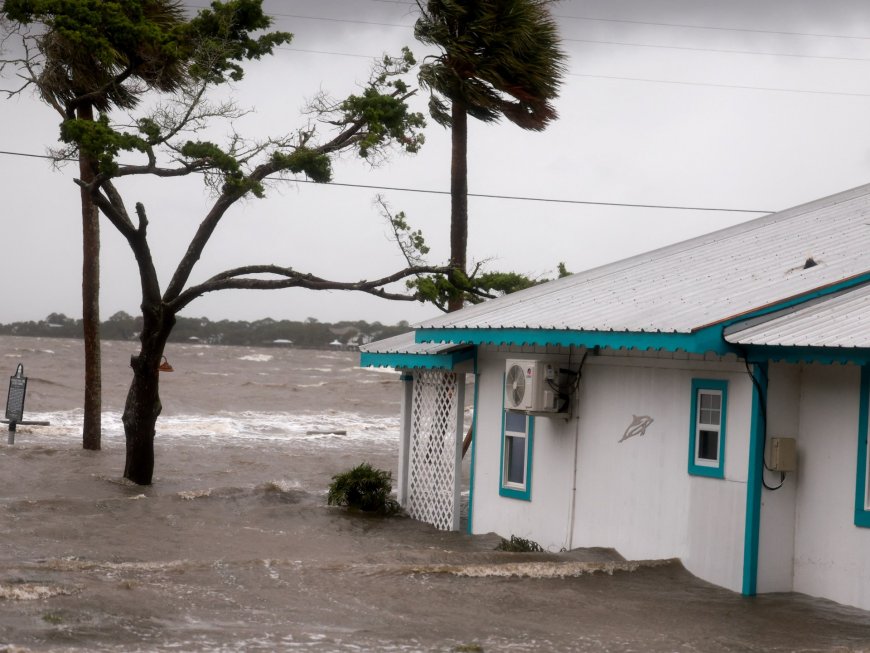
[855,366,870,527]
[689,378,728,478]
[499,375,535,501]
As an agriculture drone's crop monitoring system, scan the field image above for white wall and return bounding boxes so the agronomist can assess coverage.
[469,348,754,592]
[756,362,800,593]
[792,364,870,610]
[469,351,577,549]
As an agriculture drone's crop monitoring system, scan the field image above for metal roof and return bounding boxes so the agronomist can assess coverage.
[359,332,457,356]
[725,283,870,348]
[359,332,473,369]
[418,183,870,335]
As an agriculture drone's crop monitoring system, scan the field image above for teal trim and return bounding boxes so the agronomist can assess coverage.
[855,366,870,528]
[499,416,535,501]
[466,355,480,535]
[414,275,870,365]
[360,347,474,371]
[739,345,870,366]
[688,379,729,478]
[742,362,768,596]
[416,327,733,357]
[721,273,870,328]
[498,374,535,501]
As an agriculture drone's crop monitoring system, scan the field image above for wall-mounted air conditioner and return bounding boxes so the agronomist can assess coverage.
[504,359,559,412]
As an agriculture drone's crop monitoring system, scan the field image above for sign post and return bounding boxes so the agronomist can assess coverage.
[6,364,27,444]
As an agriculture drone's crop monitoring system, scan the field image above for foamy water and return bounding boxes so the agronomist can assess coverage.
[2,336,870,652]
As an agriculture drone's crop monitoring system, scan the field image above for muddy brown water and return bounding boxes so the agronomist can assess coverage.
[1,335,870,652]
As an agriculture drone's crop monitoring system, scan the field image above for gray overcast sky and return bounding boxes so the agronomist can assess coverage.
[2,0,870,325]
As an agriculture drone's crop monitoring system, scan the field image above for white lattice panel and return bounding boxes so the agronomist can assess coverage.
[406,370,462,531]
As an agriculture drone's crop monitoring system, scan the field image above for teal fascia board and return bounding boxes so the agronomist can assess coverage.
[742,362,768,596]
[739,345,870,366]
[467,358,480,534]
[855,366,870,528]
[415,274,870,365]
[415,327,734,357]
[360,347,474,371]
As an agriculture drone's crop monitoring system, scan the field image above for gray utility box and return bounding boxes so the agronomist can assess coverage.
[766,437,797,473]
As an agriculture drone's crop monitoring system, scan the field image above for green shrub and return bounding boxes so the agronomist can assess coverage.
[327,462,400,515]
[496,535,544,553]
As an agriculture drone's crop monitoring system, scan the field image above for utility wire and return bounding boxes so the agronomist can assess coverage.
[182,4,870,98]
[0,148,774,214]
[569,72,870,98]
[556,13,870,42]
[353,0,870,42]
[290,178,774,213]
[189,3,870,64]
[566,37,870,64]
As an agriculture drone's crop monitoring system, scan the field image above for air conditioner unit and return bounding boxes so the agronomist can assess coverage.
[505,359,559,412]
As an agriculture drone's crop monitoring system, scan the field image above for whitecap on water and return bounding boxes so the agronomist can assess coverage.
[0,582,75,601]
[237,354,273,362]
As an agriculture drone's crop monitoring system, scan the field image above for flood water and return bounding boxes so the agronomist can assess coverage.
[2,335,870,652]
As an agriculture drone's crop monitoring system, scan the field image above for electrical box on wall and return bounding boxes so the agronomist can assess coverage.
[766,437,797,472]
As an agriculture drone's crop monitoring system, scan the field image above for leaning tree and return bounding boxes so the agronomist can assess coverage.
[2,0,446,484]
[414,0,566,311]
[0,0,219,450]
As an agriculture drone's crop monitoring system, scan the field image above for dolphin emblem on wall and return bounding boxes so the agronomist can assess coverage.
[619,415,654,443]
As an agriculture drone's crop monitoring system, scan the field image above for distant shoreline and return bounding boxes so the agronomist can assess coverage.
[0,314,411,349]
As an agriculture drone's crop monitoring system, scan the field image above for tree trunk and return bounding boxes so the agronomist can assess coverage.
[78,103,102,450]
[122,309,175,485]
[448,102,468,313]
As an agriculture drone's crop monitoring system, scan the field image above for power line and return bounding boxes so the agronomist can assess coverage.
[566,37,870,64]
[570,72,870,98]
[289,178,773,213]
[191,3,870,49]
[280,46,372,59]
[181,3,870,98]
[283,0,870,42]
[556,13,870,42]
[0,148,774,214]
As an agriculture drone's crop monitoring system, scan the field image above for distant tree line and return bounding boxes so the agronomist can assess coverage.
[0,312,411,349]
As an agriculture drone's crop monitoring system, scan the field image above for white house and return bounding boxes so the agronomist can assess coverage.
[360,183,870,612]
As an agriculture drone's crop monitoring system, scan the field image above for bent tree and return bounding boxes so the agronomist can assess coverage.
[1,0,199,450]
[414,0,566,311]
[2,1,445,484]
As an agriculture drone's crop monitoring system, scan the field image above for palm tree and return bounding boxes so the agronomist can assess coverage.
[414,0,566,311]
[9,0,191,449]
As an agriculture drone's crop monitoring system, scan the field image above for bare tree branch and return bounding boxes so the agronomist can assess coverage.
[167,263,452,313]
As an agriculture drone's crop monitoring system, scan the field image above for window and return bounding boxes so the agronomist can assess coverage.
[689,379,728,478]
[855,366,870,527]
[500,408,535,501]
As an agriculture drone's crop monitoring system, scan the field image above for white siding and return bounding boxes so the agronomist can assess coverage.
[470,354,575,548]
[756,363,800,593]
[792,364,870,610]
[470,351,754,593]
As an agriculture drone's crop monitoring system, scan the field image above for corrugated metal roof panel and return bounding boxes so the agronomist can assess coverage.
[418,183,870,334]
[359,332,457,355]
[725,284,870,347]
[359,332,474,370]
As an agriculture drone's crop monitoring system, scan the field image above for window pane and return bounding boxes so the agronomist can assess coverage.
[700,408,713,424]
[505,410,527,434]
[506,435,526,485]
[700,393,713,409]
[698,430,719,461]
